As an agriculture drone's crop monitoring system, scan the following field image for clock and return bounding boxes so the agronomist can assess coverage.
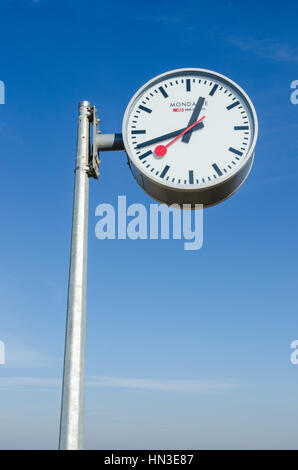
[122,68,258,207]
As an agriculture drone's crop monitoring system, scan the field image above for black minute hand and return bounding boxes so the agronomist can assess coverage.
[135,121,204,150]
[181,96,205,144]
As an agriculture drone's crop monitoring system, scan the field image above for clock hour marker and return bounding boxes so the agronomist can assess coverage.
[159,86,168,98]
[209,84,218,96]
[229,147,243,156]
[160,165,170,179]
[139,150,152,160]
[212,163,223,176]
[131,130,146,134]
[227,101,240,110]
[189,170,194,184]
[186,79,191,92]
[234,126,249,130]
[138,105,152,113]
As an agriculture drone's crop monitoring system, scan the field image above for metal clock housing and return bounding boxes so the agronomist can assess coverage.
[122,68,258,207]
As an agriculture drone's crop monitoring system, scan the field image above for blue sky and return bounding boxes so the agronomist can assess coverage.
[0,0,298,450]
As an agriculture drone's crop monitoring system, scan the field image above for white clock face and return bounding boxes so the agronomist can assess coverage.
[123,69,257,191]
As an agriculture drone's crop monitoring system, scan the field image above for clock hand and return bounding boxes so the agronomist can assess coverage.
[154,116,205,157]
[135,122,204,149]
[181,96,205,144]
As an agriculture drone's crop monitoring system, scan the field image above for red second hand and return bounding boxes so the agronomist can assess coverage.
[154,115,206,157]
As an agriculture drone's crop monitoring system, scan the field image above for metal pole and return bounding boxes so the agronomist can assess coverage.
[59,101,91,450]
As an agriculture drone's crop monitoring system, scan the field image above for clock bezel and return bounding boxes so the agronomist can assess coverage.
[122,68,258,191]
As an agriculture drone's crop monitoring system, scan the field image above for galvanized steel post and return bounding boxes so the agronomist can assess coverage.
[59,101,91,450]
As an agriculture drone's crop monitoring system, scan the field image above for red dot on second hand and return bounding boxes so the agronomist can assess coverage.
[154,145,167,157]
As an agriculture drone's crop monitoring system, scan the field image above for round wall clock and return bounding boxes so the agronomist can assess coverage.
[122,68,258,208]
